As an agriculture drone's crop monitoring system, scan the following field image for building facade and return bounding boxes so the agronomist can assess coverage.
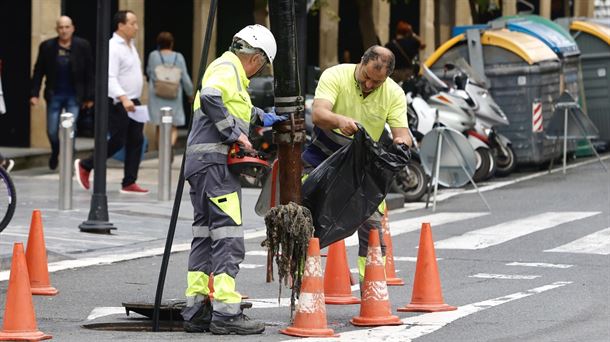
[0,0,594,148]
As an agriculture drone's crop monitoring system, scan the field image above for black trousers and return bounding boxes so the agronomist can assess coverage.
[81,98,144,187]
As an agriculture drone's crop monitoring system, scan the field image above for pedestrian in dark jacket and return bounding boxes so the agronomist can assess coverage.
[384,21,425,83]
[30,16,94,170]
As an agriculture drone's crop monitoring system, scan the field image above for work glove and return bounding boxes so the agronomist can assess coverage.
[260,108,288,127]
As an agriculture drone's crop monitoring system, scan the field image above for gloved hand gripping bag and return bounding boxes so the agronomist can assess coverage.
[302,125,410,248]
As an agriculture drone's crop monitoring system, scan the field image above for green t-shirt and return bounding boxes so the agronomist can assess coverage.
[314,63,408,141]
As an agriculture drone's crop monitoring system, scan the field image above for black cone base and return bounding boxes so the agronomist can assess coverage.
[79,220,116,234]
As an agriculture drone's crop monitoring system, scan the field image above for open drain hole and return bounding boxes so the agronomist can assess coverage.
[82,321,183,332]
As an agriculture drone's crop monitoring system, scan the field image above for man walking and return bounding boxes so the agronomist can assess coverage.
[75,10,148,194]
[30,16,94,170]
[180,25,285,335]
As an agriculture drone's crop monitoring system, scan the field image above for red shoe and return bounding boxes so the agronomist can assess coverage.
[120,183,149,195]
[74,159,90,190]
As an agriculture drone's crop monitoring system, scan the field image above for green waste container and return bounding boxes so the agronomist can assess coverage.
[425,29,562,164]
[563,20,610,143]
[492,16,583,105]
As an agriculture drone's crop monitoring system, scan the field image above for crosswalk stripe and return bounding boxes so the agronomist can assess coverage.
[294,281,572,341]
[434,212,600,250]
[506,262,573,269]
[394,256,442,262]
[545,227,610,255]
[344,212,488,247]
[470,273,541,280]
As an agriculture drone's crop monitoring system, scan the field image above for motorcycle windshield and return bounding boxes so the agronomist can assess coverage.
[421,64,450,90]
[453,58,487,86]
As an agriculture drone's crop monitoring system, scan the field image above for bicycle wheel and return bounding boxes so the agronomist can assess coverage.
[0,167,16,232]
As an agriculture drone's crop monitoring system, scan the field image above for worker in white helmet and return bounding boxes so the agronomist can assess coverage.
[180,24,285,335]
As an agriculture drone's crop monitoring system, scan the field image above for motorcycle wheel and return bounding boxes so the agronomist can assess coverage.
[473,148,493,183]
[494,144,517,177]
[487,150,497,180]
[391,161,429,202]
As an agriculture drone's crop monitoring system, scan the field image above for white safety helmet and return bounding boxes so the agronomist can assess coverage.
[233,24,277,64]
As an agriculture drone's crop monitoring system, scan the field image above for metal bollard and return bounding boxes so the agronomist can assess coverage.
[158,107,173,201]
[59,112,74,210]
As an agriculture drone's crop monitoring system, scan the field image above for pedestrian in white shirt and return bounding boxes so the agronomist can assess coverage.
[75,10,149,194]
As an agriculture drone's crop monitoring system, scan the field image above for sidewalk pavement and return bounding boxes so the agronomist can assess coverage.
[0,140,403,266]
[0,155,266,267]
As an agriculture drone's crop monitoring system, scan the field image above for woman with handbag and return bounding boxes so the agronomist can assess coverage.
[146,31,193,155]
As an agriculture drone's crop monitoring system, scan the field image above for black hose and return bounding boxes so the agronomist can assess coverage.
[152,0,218,331]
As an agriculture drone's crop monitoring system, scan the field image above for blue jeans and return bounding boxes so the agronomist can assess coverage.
[47,94,79,156]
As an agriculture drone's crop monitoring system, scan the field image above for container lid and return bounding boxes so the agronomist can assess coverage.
[481,29,558,64]
[507,20,580,56]
[495,15,576,43]
[570,21,610,46]
[426,29,558,66]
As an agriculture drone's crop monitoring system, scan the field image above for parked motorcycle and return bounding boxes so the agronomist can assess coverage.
[443,59,517,177]
[405,62,496,182]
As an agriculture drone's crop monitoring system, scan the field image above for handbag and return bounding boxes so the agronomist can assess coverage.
[153,51,181,99]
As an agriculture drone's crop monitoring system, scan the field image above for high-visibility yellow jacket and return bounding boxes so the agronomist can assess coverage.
[185,51,264,178]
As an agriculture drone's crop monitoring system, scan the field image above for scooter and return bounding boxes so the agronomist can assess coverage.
[443,59,517,177]
[405,63,496,182]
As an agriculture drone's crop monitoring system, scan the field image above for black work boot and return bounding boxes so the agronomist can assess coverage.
[209,314,265,335]
[181,298,212,333]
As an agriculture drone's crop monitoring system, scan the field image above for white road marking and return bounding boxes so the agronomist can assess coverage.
[344,212,488,247]
[434,212,600,250]
[247,297,293,309]
[469,273,541,280]
[245,228,267,239]
[290,281,572,341]
[394,256,442,262]
[506,262,573,269]
[545,227,610,255]
[240,263,264,269]
[0,243,191,282]
[246,250,268,256]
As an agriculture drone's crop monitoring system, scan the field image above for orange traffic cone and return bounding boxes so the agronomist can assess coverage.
[382,208,405,286]
[351,228,402,327]
[280,238,338,337]
[0,243,52,341]
[25,210,58,296]
[324,240,360,305]
[398,222,456,312]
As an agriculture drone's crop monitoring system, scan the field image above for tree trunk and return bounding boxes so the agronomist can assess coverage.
[355,0,378,50]
[254,0,268,25]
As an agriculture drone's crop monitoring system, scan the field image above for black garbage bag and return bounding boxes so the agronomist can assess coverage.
[302,125,410,248]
